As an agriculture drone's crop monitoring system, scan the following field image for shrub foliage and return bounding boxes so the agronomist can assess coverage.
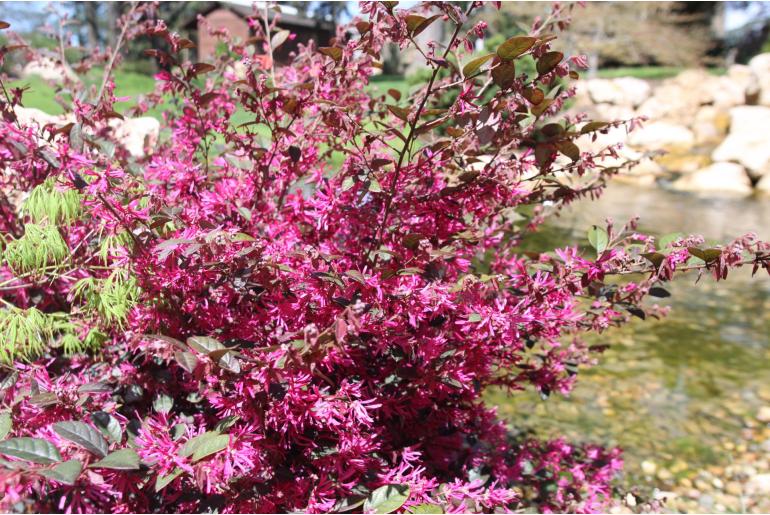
[0,2,768,513]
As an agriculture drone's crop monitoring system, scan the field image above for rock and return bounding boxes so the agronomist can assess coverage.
[13,106,61,127]
[712,106,770,178]
[749,53,770,106]
[628,121,695,151]
[586,77,651,108]
[691,106,731,145]
[757,406,770,423]
[656,152,711,174]
[747,473,770,495]
[725,481,744,496]
[728,64,760,103]
[22,56,79,84]
[636,69,725,123]
[671,162,753,196]
[641,460,658,476]
[112,117,160,158]
[757,175,770,195]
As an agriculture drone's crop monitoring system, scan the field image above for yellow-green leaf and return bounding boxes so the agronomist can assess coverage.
[497,36,536,60]
[462,53,494,77]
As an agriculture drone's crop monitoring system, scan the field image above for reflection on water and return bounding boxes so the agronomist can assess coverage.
[489,185,770,512]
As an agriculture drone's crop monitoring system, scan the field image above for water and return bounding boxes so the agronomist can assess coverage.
[488,184,770,510]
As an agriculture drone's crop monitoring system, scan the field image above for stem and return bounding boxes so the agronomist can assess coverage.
[263,1,277,86]
[96,2,138,106]
[367,3,475,268]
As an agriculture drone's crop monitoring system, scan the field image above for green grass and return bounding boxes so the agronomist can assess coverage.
[596,66,725,80]
[9,69,157,116]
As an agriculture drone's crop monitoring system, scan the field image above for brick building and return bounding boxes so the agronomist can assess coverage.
[188,1,335,63]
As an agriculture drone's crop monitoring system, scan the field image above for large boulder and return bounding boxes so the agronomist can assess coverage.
[712,106,770,179]
[21,56,79,84]
[585,77,651,108]
[756,174,770,195]
[13,106,62,127]
[727,63,760,104]
[628,121,695,151]
[112,117,161,158]
[671,162,753,196]
[691,106,730,145]
[748,53,770,106]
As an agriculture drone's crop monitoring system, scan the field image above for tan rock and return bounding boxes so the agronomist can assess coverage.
[756,175,770,195]
[757,406,770,422]
[671,162,753,196]
[628,121,695,151]
[112,117,161,158]
[749,53,770,106]
[22,56,79,84]
[692,106,731,145]
[712,106,770,179]
[585,77,651,108]
[656,152,711,174]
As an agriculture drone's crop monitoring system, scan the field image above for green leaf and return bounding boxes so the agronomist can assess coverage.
[174,351,199,374]
[40,459,82,485]
[187,336,224,354]
[179,431,230,462]
[556,140,580,162]
[368,178,383,193]
[702,248,723,263]
[467,313,482,322]
[587,226,609,254]
[649,287,671,298]
[52,421,109,457]
[497,36,536,60]
[536,51,563,75]
[155,467,184,492]
[215,415,240,432]
[642,252,666,268]
[491,60,516,89]
[405,14,441,36]
[270,29,290,49]
[581,121,609,134]
[0,437,61,464]
[153,394,174,414]
[364,484,411,514]
[0,412,11,440]
[319,46,342,62]
[387,105,410,121]
[462,53,494,77]
[171,423,187,441]
[91,412,122,445]
[89,448,140,470]
[410,504,444,514]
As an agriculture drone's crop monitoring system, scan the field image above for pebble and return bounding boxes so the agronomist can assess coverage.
[757,406,770,423]
[726,481,743,496]
[712,477,725,490]
[641,460,657,475]
[747,473,770,495]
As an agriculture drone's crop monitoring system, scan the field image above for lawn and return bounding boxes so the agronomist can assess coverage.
[9,69,157,116]
[596,65,725,80]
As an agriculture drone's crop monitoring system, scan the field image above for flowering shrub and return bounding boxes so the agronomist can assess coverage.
[0,2,768,513]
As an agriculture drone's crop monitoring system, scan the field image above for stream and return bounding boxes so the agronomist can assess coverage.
[487,184,770,513]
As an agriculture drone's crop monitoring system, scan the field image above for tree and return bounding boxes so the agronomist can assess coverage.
[480,1,722,72]
[0,2,768,513]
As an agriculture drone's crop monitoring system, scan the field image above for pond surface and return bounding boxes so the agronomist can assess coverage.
[488,185,770,513]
